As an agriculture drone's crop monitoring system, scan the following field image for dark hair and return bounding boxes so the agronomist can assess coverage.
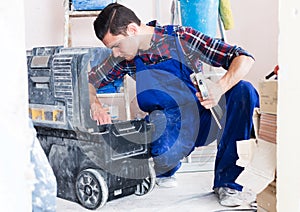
[93,3,141,41]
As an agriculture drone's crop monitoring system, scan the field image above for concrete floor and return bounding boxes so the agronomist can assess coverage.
[56,165,256,212]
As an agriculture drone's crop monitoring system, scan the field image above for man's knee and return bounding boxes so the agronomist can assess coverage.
[228,80,259,103]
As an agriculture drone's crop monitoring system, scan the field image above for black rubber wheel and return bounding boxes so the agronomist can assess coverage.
[75,169,108,210]
[135,162,156,196]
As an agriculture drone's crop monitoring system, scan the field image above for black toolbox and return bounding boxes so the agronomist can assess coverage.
[27,46,155,210]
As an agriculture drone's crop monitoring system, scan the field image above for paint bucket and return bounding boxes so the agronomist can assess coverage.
[179,0,219,37]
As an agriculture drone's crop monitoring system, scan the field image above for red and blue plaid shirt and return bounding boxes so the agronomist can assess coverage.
[89,21,253,89]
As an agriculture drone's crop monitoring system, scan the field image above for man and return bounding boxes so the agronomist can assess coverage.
[88,3,259,207]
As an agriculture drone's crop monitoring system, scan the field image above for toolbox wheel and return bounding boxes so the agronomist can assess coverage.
[135,162,156,196]
[75,169,108,210]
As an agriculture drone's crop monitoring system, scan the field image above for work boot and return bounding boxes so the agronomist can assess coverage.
[155,176,178,188]
[214,187,243,207]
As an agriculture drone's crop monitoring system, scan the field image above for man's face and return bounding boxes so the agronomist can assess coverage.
[103,31,139,61]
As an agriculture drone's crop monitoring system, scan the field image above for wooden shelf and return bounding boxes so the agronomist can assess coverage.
[68,10,100,18]
[64,0,101,47]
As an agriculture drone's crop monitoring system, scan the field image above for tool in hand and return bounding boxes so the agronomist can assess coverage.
[190,72,222,129]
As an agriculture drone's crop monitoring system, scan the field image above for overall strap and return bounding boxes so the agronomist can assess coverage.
[167,25,195,81]
[166,25,186,65]
[173,27,199,73]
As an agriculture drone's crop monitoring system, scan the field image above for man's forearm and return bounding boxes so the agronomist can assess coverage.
[89,83,102,107]
[89,83,105,113]
[218,55,255,93]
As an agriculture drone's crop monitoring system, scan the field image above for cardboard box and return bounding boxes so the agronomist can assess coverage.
[236,138,276,194]
[97,93,127,121]
[123,75,148,120]
[96,75,147,121]
[257,180,277,212]
[259,80,278,114]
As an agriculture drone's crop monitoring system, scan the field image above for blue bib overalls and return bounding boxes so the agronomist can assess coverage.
[134,26,259,191]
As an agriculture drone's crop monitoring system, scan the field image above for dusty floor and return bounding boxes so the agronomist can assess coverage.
[56,163,256,212]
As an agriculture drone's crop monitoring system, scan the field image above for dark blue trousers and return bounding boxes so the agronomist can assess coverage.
[149,80,259,191]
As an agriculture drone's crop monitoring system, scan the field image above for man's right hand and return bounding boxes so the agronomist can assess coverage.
[89,83,112,125]
[90,102,112,125]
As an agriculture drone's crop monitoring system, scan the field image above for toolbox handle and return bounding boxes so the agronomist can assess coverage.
[112,125,142,137]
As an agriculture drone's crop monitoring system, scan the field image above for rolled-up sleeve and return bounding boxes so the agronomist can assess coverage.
[88,56,135,89]
[180,26,254,71]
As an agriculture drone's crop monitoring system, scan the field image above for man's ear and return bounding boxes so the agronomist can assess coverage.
[126,23,138,36]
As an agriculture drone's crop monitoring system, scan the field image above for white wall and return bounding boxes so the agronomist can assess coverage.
[1,1,32,211]
[24,0,278,89]
[25,0,65,47]
[278,0,300,211]
[227,0,278,88]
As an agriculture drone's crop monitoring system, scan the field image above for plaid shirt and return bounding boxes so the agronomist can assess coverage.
[89,21,254,89]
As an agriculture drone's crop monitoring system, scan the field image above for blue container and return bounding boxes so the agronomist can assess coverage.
[97,78,124,94]
[180,0,219,37]
[72,0,114,11]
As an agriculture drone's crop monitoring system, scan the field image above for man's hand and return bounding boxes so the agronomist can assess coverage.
[196,55,255,109]
[89,83,112,125]
[195,79,224,109]
[90,102,112,125]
